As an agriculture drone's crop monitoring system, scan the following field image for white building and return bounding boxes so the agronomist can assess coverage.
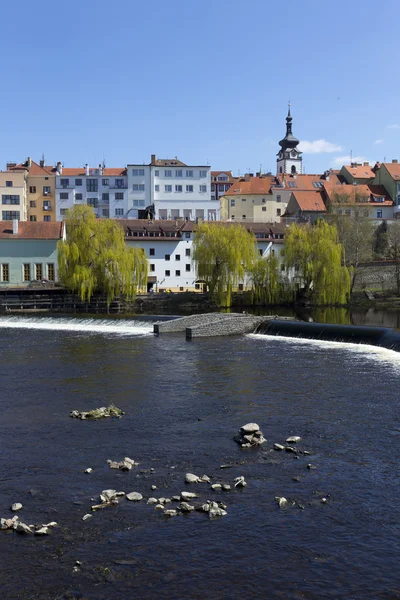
[122,220,284,292]
[127,155,219,222]
[55,163,129,221]
[276,106,303,176]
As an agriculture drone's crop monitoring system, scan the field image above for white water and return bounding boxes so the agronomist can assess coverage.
[0,316,154,336]
[248,333,400,369]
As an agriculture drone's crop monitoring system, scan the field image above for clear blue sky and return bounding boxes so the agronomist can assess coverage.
[1,0,400,175]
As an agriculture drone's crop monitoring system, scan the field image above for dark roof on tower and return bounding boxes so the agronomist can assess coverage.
[278,105,300,151]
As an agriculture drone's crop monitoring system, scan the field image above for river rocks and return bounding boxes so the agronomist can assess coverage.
[16,522,33,534]
[203,501,227,519]
[185,473,201,484]
[82,514,92,521]
[234,423,266,447]
[211,484,222,491]
[274,443,285,451]
[11,503,22,512]
[172,495,181,502]
[286,436,301,443]
[234,476,247,488]
[181,491,197,500]
[70,404,124,420]
[164,509,177,517]
[108,457,138,471]
[180,502,195,512]
[275,496,288,508]
[34,526,49,536]
[1,515,56,535]
[126,492,143,502]
[222,484,231,491]
[84,468,93,474]
[200,475,211,483]
[285,446,298,454]
[100,489,118,503]
[147,497,158,505]
[155,504,164,510]
[151,485,157,490]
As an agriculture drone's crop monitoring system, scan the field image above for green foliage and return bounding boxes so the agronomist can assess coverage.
[193,222,257,307]
[283,220,351,305]
[249,253,293,305]
[373,220,389,258]
[58,205,148,304]
[387,220,400,294]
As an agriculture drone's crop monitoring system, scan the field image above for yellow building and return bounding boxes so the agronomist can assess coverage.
[220,175,284,223]
[0,167,27,221]
[9,158,56,222]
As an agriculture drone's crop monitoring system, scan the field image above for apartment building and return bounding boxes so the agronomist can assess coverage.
[220,175,286,223]
[211,171,235,202]
[0,166,28,221]
[127,154,219,222]
[8,158,56,222]
[55,164,128,220]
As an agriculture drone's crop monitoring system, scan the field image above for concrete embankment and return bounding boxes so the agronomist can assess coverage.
[154,313,277,339]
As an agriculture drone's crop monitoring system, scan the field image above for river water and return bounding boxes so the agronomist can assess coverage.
[0,315,399,599]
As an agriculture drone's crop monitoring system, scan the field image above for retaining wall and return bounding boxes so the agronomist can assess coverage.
[154,312,246,334]
[186,316,266,339]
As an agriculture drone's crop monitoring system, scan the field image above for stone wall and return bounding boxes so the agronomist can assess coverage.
[353,263,398,291]
[186,316,266,339]
[154,312,246,334]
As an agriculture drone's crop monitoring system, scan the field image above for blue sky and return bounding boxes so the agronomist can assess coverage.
[1,0,400,175]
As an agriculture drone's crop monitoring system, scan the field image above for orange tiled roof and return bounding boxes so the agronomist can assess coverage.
[291,190,326,212]
[225,177,273,195]
[382,162,400,180]
[56,167,127,176]
[9,160,55,176]
[0,221,63,239]
[324,183,393,206]
[341,164,375,179]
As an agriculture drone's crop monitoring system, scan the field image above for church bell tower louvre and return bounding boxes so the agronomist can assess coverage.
[276,104,303,176]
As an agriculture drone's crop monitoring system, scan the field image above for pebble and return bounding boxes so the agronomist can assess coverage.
[181,491,197,500]
[163,509,177,517]
[234,476,247,488]
[211,484,222,490]
[180,502,195,512]
[286,436,301,443]
[155,504,164,510]
[240,423,260,434]
[147,498,158,505]
[11,503,23,512]
[222,484,231,491]
[275,497,288,508]
[274,443,285,451]
[34,526,49,535]
[321,497,327,504]
[185,473,200,484]
[126,492,143,502]
[292,476,301,482]
[84,468,93,474]
[307,464,316,470]
[82,514,92,521]
[151,485,157,490]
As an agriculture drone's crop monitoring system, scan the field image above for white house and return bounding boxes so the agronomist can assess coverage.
[127,155,219,222]
[55,163,129,221]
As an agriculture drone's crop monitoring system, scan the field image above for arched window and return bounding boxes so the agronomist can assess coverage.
[291,165,296,174]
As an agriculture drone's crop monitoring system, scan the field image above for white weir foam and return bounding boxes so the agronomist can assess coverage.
[0,316,154,336]
[248,332,400,369]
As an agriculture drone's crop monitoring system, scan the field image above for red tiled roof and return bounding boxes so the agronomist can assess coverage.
[0,221,63,239]
[9,160,55,176]
[291,190,326,212]
[382,162,400,180]
[324,183,393,206]
[56,167,127,176]
[341,164,375,179]
[225,177,273,195]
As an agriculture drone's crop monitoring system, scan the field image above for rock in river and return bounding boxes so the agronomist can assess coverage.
[126,492,143,502]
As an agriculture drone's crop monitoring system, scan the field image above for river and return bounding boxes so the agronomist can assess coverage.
[0,314,399,599]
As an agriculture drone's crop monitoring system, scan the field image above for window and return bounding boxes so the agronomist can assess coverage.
[200,170,207,178]
[242,198,247,202]
[60,178,69,187]
[87,198,98,207]
[43,186,51,195]
[75,193,83,200]
[102,179,109,186]
[47,264,55,281]
[277,208,281,216]
[30,215,37,221]
[186,185,193,192]
[230,199,235,207]
[60,193,69,200]
[5,181,12,187]
[377,210,383,218]
[35,264,43,280]
[200,185,207,192]
[115,179,124,188]
[133,199,145,207]
[30,200,36,208]
[23,264,31,282]
[262,207,266,212]
[29,186,36,194]
[185,248,190,257]
[102,209,109,217]
[185,232,190,238]
[312,182,323,189]
[242,215,246,219]
[259,249,263,256]
[132,184,145,191]
[86,179,98,192]
[231,215,235,219]
[185,264,190,272]
[195,284,200,290]
[102,193,109,202]
[175,255,180,261]
[150,264,155,272]
[2,195,20,205]
[277,195,281,202]
[180,287,184,291]
[60,209,68,217]
[165,185,172,192]
[288,181,297,188]
[175,185,183,192]
[75,179,82,186]
[45,177,49,180]
[219,184,225,191]
[217,175,228,181]
[154,170,159,177]
[175,270,181,276]
[155,185,160,192]
[2,264,9,282]
[149,248,155,256]
[238,284,244,291]
[165,270,170,276]
[115,192,124,200]
[164,170,172,177]
[132,169,145,176]
[43,215,51,222]
[186,170,193,177]
[175,170,183,177]
[165,254,170,261]
[43,201,51,211]
[115,208,124,216]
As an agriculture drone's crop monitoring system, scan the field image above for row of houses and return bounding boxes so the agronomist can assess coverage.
[0,219,284,291]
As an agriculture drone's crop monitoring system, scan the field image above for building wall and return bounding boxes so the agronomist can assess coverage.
[0,171,27,221]
[27,173,56,222]
[277,157,302,175]
[373,165,397,203]
[0,239,58,286]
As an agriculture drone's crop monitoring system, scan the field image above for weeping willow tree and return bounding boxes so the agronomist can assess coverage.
[249,253,292,305]
[58,205,148,304]
[193,222,257,307]
[283,220,351,305]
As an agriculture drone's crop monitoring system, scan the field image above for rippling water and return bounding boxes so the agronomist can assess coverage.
[0,316,399,599]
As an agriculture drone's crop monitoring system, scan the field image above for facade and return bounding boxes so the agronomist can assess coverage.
[323,183,394,220]
[221,176,283,222]
[339,163,375,185]
[211,171,236,202]
[276,106,303,175]
[127,155,219,222]
[9,158,56,222]
[122,219,284,292]
[0,220,64,287]
[0,168,28,222]
[372,161,400,216]
[284,190,327,223]
[55,164,128,221]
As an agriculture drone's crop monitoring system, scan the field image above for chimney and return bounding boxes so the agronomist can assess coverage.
[27,157,32,168]
[363,162,369,166]
[56,161,63,175]
[151,154,156,164]
[98,163,103,176]
[40,156,45,168]
[6,163,16,170]
[12,219,18,235]
[85,163,89,176]
[392,159,398,164]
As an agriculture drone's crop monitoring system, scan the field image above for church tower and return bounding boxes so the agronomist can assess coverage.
[277,104,303,175]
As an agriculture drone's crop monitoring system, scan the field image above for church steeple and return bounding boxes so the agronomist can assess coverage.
[277,104,302,175]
